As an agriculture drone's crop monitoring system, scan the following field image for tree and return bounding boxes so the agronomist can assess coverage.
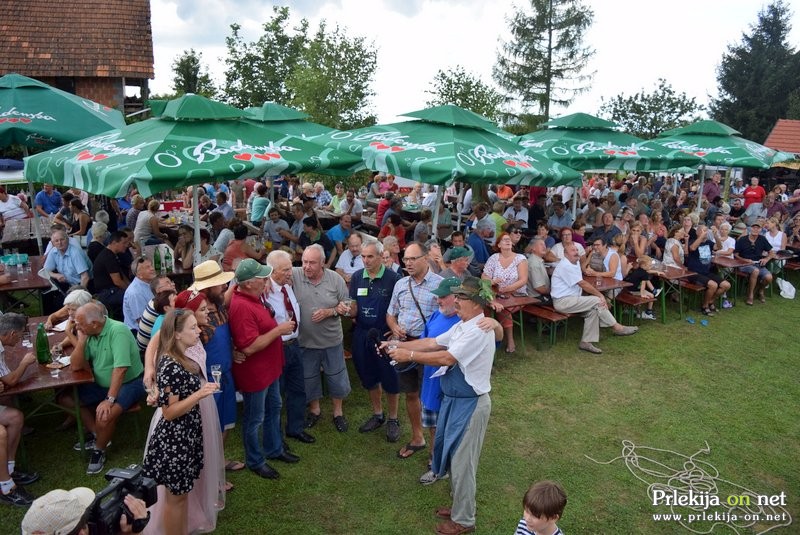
[223,6,309,109]
[222,6,376,129]
[787,89,800,120]
[425,66,505,123]
[171,49,217,98]
[493,0,594,121]
[287,23,377,130]
[710,1,800,141]
[599,79,705,139]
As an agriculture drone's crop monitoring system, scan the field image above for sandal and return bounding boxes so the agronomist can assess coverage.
[397,442,427,459]
[701,307,715,317]
[225,460,245,472]
[709,303,717,313]
[224,480,234,492]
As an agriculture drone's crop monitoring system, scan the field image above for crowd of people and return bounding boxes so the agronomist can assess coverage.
[0,169,797,533]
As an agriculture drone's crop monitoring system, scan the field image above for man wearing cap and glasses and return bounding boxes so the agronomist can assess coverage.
[265,250,316,445]
[734,220,775,305]
[230,259,298,480]
[386,276,498,535]
[22,487,148,534]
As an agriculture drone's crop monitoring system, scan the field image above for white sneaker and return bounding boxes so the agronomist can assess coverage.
[653,288,662,298]
[642,310,656,320]
[419,470,449,485]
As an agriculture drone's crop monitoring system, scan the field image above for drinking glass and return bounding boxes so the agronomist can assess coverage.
[341,298,354,317]
[50,346,63,378]
[210,364,222,393]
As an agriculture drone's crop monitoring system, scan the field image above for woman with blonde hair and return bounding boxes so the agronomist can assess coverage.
[143,309,220,535]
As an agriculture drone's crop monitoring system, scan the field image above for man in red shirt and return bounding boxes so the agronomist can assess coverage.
[229,259,297,479]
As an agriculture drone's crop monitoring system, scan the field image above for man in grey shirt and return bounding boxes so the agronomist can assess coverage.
[291,244,352,433]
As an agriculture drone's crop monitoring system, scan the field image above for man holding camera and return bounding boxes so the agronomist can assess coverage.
[22,487,148,534]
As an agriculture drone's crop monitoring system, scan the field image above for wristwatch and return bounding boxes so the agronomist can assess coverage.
[105,395,117,404]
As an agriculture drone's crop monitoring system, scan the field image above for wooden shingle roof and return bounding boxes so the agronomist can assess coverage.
[1,0,154,79]
[764,119,800,155]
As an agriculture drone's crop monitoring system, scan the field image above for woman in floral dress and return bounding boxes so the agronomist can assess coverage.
[143,310,218,534]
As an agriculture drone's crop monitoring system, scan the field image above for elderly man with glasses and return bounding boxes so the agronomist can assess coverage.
[334,233,364,284]
[387,241,443,460]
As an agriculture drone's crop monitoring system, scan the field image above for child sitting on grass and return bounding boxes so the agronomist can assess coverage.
[623,255,663,320]
[514,480,567,535]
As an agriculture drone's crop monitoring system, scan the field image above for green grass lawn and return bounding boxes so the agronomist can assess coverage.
[2,294,798,534]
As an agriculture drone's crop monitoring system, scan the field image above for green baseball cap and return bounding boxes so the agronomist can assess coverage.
[448,246,471,260]
[431,277,462,297]
[235,258,272,283]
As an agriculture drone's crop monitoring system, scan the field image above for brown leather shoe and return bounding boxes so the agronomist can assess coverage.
[435,519,475,534]
[434,506,451,519]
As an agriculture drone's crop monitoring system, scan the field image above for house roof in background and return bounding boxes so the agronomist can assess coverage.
[764,119,800,155]
[0,0,154,79]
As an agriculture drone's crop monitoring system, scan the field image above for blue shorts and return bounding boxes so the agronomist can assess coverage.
[78,375,145,410]
[739,265,771,280]
[351,328,399,394]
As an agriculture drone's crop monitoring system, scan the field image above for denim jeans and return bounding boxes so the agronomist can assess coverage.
[280,341,306,436]
[241,379,283,470]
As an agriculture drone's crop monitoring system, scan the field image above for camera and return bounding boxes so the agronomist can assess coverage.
[86,465,158,535]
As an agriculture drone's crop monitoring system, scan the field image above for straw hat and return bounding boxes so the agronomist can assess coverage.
[22,487,95,535]
[189,260,234,291]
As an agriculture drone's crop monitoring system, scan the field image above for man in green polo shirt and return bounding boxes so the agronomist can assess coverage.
[58,302,145,475]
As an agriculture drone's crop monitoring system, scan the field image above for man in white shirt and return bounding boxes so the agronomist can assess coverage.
[334,233,365,284]
[387,276,497,535]
[0,187,31,221]
[339,189,363,225]
[550,244,637,354]
[503,197,529,229]
[265,250,315,444]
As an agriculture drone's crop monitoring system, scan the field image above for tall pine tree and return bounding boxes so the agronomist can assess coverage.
[710,1,800,142]
[493,0,594,122]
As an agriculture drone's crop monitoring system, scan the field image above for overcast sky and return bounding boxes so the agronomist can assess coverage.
[149,0,800,124]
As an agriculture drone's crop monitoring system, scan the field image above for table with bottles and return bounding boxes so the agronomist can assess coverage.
[4,317,95,457]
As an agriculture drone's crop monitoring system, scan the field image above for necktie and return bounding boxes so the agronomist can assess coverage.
[281,286,298,332]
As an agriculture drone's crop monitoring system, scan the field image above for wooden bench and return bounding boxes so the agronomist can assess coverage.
[522,304,571,350]
[678,280,706,310]
[615,291,657,324]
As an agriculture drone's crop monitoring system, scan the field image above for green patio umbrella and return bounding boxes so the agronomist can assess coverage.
[650,119,797,210]
[316,109,581,187]
[517,112,701,171]
[242,102,336,139]
[1,73,127,253]
[0,73,125,150]
[23,94,363,198]
[651,120,794,169]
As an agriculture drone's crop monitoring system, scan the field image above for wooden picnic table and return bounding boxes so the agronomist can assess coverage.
[654,266,697,323]
[0,256,49,311]
[712,254,753,305]
[4,317,95,457]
